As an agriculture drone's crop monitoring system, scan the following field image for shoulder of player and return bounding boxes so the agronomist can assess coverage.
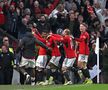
[84,31,89,35]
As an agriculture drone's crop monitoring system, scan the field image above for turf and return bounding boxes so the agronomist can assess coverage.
[0,84,108,90]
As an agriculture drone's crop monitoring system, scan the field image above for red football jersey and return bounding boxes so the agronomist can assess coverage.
[47,35,61,56]
[34,33,47,55]
[75,31,90,55]
[63,35,76,58]
[51,34,76,58]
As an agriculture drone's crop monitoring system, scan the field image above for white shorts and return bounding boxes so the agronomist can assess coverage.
[62,58,76,68]
[36,55,47,68]
[78,54,88,63]
[50,56,61,67]
[19,56,35,68]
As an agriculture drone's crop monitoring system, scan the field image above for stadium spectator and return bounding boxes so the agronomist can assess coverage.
[0,45,14,84]
[31,0,42,19]
[4,2,18,38]
[68,12,80,38]
[0,1,5,28]
[1,36,14,53]
[43,0,59,15]
[88,42,103,83]
[16,1,25,18]
[36,15,51,34]
[104,19,108,38]
[49,3,68,19]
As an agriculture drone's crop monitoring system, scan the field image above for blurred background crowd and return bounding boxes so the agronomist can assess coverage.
[0,0,108,85]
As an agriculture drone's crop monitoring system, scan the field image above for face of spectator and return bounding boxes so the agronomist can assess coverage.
[57,4,64,12]
[0,1,4,7]
[10,5,15,12]
[97,31,101,37]
[93,21,101,29]
[69,10,74,15]
[78,15,84,23]
[75,12,79,19]
[19,2,24,9]
[24,15,30,21]
[71,2,77,11]
[3,37,9,47]
[22,18,28,25]
[34,1,39,7]
[3,0,8,4]
[105,20,108,27]
[1,45,8,53]
[24,8,31,15]
[85,0,90,6]
[48,3,52,8]
[94,3,101,9]
[69,13,75,21]
[92,43,96,50]
[80,24,87,33]
[40,16,46,23]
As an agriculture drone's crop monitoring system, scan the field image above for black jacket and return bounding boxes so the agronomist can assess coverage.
[0,51,14,69]
[16,32,49,58]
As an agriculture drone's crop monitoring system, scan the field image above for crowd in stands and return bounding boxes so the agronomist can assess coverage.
[0,0,108,85]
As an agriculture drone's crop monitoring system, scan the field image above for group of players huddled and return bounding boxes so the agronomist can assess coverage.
[15,22,93,85]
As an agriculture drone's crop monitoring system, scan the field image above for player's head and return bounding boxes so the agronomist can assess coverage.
[62,29,70,35]
[80,23,88,33]
[42,32,48,39]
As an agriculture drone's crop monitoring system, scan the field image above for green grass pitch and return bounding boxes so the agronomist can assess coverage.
[0,84,108,90]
